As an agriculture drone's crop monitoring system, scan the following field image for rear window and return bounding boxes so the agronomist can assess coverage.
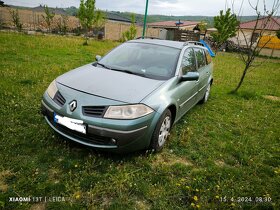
[194,48,206,69]
[205,50,212,64]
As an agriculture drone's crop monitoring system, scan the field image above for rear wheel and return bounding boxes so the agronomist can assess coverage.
[200,83,211,104]
[150,109,172,152]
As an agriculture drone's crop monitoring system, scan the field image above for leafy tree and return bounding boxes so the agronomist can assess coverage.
[212,9,239,52]
[232,0,280,93]
[57,15,68,35]
[93,10,106,30]
[78,0,95,45]
[198,20,207,32]
[121,14,137,42]
[9,9,22,31]
[42,5,55,32]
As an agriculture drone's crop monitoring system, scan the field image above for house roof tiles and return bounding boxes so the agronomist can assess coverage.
[239,17,280,31]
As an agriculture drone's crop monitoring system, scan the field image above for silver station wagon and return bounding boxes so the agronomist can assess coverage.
[41,38,214,153]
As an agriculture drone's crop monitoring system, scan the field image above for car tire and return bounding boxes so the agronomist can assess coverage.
[150,109,172,152]
[200,83,211,104]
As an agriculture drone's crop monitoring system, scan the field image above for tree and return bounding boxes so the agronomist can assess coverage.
[93,10,106,39]
[93,10,106,30]
[9,9,22,31]
[121,14,137,42]
[232,0,280,93]
[212,9,239,52]
[78,0,95,45]
[42,5,55,32]
[198,20,207,32]
[57,15,68,35]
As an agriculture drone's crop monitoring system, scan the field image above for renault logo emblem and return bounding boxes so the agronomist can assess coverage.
[69,100,77,112]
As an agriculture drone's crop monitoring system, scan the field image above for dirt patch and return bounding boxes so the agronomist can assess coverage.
[135,200,151,210]
[263,95,280,101]
[30,203,46,210]
[0,170,13,192]
[214,160,226,167]
[152,152,193,167]
[48,168,62,184]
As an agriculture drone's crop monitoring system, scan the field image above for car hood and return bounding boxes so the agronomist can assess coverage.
[56,64,165,103]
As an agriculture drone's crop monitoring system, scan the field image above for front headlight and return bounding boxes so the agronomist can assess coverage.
[46,80,58,99]
[104,104,154,119]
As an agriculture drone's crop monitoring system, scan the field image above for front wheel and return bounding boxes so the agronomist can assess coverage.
[150,109,172,152]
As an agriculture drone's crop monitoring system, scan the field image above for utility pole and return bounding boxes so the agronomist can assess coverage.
[142,0,149,38]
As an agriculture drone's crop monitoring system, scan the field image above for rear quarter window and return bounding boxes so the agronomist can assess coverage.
[205,50,212,64]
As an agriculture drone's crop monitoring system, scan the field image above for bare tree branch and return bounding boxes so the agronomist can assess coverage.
[231,0,280,93]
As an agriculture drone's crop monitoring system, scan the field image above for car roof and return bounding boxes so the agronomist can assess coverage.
[128,39,185,49]
[128,38,207,51]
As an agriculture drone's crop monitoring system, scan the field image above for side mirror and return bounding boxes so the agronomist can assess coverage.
[180,72,199,82]
[95,55,102,61]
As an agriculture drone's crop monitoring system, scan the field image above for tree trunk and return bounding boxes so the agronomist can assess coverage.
[83,28,89,45]
[231,64,250,93]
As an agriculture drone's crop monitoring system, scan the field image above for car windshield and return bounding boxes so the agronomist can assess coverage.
[97,42,180,80]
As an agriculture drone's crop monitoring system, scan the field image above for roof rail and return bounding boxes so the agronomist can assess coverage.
[136,36,161,40]
[183,41,204,46]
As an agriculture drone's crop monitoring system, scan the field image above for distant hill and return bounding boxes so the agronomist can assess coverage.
[8,4,259,28]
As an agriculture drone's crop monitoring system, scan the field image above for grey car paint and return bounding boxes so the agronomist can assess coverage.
[56,64,165,103]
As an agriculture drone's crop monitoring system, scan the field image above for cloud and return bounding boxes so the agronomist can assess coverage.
[5,0,277,16]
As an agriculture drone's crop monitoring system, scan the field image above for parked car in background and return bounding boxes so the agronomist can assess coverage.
[41,38,214,153]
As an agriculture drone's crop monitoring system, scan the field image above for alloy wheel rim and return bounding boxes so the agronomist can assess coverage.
[205,84,210,101]
[158,116,171,147]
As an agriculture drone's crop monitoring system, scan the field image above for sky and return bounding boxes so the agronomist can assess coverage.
[3,0,278,16]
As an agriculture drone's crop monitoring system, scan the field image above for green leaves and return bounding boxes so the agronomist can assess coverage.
[78,0,95,30]
[212,9,239,49]
[9,9,22,32]
[121,14,137,42]
[42,5,55,32]
[78,0,106,44]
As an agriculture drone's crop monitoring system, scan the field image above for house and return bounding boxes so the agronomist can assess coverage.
[148,20,199,40]
[105,12,132,24]
[234,16,280,57]
[235,17,280,47]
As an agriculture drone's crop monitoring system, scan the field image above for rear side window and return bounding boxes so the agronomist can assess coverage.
[194,48,206,69]
[181,48,196,74]
[205,50,212,64]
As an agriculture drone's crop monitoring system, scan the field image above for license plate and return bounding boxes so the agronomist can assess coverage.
[54,113,86,134]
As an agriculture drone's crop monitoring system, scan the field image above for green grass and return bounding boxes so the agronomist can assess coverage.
[0,32,279,209]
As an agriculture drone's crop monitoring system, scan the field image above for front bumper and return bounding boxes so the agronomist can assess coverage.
[41,98,157,152]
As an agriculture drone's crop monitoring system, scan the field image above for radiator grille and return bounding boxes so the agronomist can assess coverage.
[53,91,66,106]
[82,106,107,117]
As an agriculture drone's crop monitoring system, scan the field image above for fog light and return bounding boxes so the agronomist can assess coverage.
[111,138,117,144]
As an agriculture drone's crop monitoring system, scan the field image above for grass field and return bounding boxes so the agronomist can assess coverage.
[0,32,279,209]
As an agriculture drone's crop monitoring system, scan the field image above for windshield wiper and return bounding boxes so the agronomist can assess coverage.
[96,62,111,70]
[96,63,148,78]
[110,68,148,78]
